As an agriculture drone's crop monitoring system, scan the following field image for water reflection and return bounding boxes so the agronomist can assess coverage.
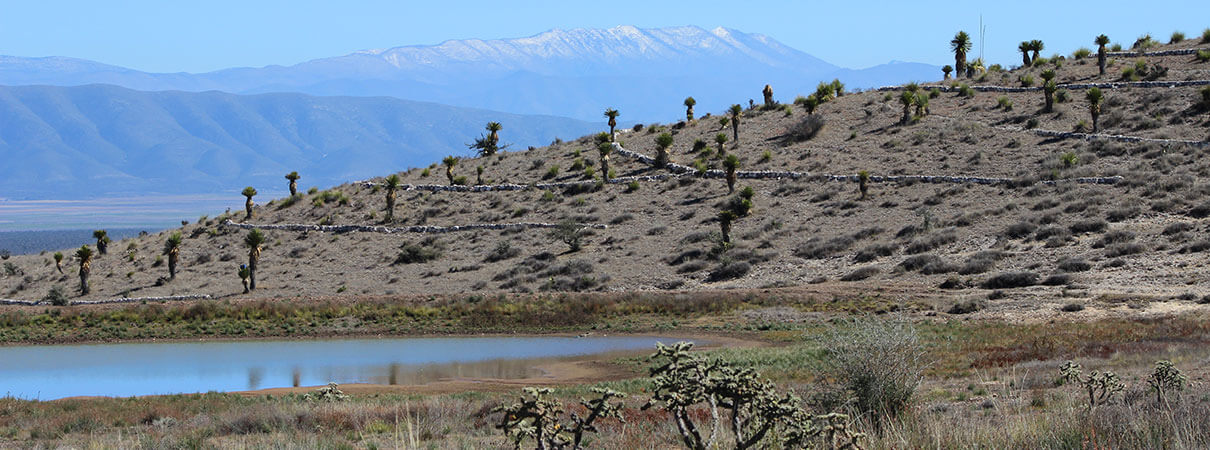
[0,336,695,399]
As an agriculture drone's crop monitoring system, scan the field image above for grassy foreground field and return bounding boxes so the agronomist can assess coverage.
[1,292,1208,449]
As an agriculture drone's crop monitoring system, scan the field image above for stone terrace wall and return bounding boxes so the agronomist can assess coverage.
[221,220,607,234]
[877,79,1210,93]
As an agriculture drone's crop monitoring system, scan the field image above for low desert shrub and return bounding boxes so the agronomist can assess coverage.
[840,266,880,281]
[981,271,1039,289]
[822,318,926,425]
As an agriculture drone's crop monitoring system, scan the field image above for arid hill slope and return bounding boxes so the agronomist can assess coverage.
[4,36,1210,319]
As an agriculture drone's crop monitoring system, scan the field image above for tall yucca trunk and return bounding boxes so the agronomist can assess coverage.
[385,190,396,221]
[248,248,260,291]
[600,155,610,182]
[79,260,91,294]
[608,118,616,142]
[726,169,737,193]
[1098,48,1107,75]
[245,196,254,220]
[288,179,298,196]
[168,249,178,279]
[762,84,774,107]
[686,105,694,121]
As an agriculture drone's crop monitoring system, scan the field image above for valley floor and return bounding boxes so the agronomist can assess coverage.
[1,291,1207,449]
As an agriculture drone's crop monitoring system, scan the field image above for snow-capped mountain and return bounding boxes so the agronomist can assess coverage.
[0,26,939,121]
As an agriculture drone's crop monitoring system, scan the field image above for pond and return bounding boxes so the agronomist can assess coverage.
[0,335,697,400]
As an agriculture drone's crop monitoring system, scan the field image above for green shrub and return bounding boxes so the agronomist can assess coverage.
[393,241,442,264]
[822,318,926,425]
[1203,28,1210,43]
[1196,50,1210,63]
[996,96,1013,111]
[44,286,69,306]
[452,176,468,185]
[1072,47,1092,59]
[1170,31,1185,43]
[1055,89,1070,103]
[543,165,559,179]
[1060,152,1079,168]
[1074,120,1090,133]
[625,180,640,192]
[957,84,975,98]
[1019,75,1034,87]
[759,150,772,163]
[420,168,430,177]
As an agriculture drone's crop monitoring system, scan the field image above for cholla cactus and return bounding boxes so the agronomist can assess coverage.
[1147,360,1187,405]
[303,382,349,402]
[494,386,625,450]
[1060,361,1124,408]
[642,342,863,450]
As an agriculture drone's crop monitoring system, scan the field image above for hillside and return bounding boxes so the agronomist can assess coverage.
[0,26,940,121]
[3,36,1210,320]
[0,84,596,199]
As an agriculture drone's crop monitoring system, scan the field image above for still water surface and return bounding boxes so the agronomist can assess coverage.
[0,335,694,400]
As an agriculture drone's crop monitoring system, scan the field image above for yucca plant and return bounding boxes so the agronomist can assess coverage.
[1095,34,1111,76]
[1041,69,1057,111]
[241,186,257,220]
[951,31,972,78]
[604,108,619,142]
[93,230,110,255]
[597,142,613,182]
[714,133,728,157]
[1029,40,1044,63]
[654,133,674,168]
[830,79,845,97]
[683,97,696,121]
[383,174,400,221]
[942,65,953,80]
[486,121,502,148]
[442,156,458,185]
[76,245,93,295]
[718,210,737,244]
[244,229,265,291]
[53,251,63,274]
[857,170,870,200]
[163,232,182,280]
[723,154,740,193]
[238,265,251,293]
[285,171,300,196]
[1019,41,1032,66]
[1086,87,1104,132]
[476,165,485,185]
[794,95,819,114]
[728,104,742,144]
[814,82,835,103]
[914,91,929,118]
[762,84,775,107]
[899,89,917,125]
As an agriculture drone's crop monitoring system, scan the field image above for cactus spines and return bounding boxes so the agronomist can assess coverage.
[1060,361,1124,408]
[495,386,625,450]
[1147,360,1186,405]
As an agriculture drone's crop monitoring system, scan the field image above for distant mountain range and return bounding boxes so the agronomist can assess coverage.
[0,26,941,121]
[0,84,595,200]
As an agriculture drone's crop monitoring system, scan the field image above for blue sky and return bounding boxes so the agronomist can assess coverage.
[0,1,1206,72]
